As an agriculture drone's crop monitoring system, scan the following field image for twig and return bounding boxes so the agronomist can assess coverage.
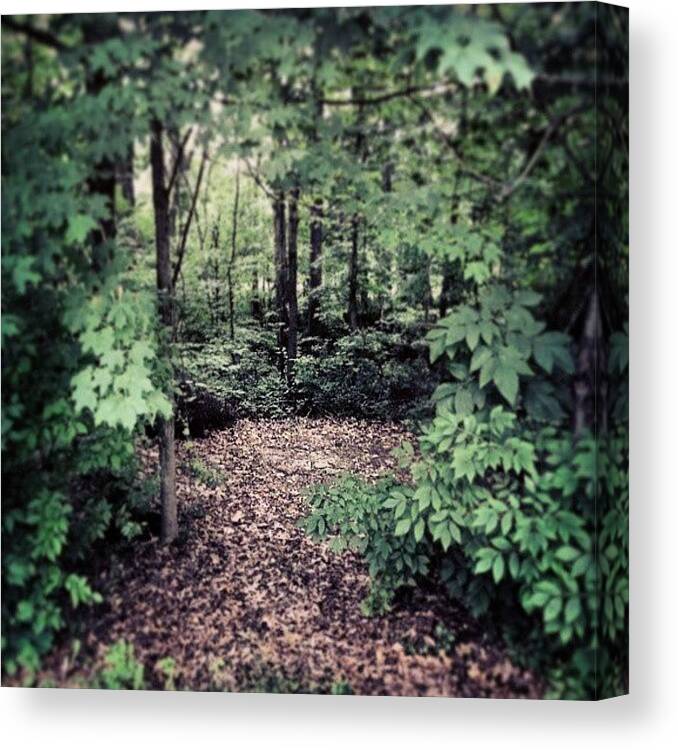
[497,104,587,202]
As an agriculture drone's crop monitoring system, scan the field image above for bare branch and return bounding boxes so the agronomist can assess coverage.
[497,105,587,202]
[322,82,457,108]
[166,127,194,199]
[172,148,208,287]
[243,157,276,200]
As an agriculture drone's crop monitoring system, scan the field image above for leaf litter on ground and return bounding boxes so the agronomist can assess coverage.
[41,418,541,697]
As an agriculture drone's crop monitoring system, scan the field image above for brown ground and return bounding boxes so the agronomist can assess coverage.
[46,418,541,697]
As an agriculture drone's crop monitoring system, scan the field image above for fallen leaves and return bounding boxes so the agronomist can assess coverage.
[39,417,541,697]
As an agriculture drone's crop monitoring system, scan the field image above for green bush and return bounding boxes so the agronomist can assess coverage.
[179,327,436,424]
[178,330,292,422]
[295,330,435,420]
[303,475,429,616]
[303,286,628,699]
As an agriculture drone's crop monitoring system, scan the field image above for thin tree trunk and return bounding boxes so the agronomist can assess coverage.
[273,194,288,374]
[348,92,365,331]
[287,187,300,386]
[173,147,208,288]
[227,164,241,341]
[150,118,178,545]
[82,18,117,265]
[250,269,262,322]
[573,286,607,437]
[308,199,323,336]
[348,214,360,331]
[119,142,135,207]
[439,260,454,319]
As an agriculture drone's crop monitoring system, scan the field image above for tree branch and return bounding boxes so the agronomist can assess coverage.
[172,148,208,287]
[322,82,457,108]
[497,104,587,202]
[2,17,68,52]
[243,157,276,201]
[166,127,193,199]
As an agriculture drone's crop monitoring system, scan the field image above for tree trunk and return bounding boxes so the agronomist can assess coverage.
[150,118,178,545]
[573,286,607,437]
[273,194,288,374]
[308,199,323,336]
[82,18,117,265]
[119,142,135,207]
[439,260,454,319]
[250,269,262,322]
[227,164,240,341]
[347,92,365,332]
[348,215,360,331]
[286,187,300,386]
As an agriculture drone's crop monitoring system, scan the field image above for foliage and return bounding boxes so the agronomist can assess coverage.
[295,329,435,420]
[2,3,627,698]
[303,476,428,616]
[178,327,435,424]
[183,449,225,489]
[95,640,146,691]
[1,17,172,676]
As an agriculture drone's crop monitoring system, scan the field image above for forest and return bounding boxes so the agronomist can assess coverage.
[1,4,628,699]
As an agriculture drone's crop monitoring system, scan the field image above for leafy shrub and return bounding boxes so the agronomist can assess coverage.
[2,87,170,676]
[395,289,627,698]
[303,476,429,616]
[179,327,436,425]
[178,329,293,422]
[183,451,225,489]
[295,330,436,420]
[303,286,629,699]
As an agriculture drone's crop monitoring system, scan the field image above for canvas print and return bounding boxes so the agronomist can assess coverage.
[1,3,628,699]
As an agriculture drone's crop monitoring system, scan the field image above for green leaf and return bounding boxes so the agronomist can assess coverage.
[555,546,580,562]
[493,364,519,405]
[394,519,412,537]
[455,388,474,416]
[492,554,505,583]
[544,597,563,622]
[470,346,493,373]
[66,214,98,245]
[475,556,493,574]
[564,597,582,624]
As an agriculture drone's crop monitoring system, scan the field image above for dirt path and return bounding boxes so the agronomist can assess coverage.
[55,418,540,697]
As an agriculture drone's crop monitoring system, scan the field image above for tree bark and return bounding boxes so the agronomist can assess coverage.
[439,260,454,318]
[347,91,366,331]
[172,147,208,288]
[348,214,360,331]
[573,286,607,437]
[250,269,262,322]
[82,18,117,265]
[118,142,135,207]
[286,187,300,385]
[227,164,240,341]
[273,194,288,374]
[308,199,323,336]
[150,118,178,545]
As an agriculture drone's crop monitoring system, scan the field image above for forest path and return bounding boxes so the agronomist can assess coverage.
[77,418,540,696]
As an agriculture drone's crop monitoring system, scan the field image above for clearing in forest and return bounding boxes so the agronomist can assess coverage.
[49,419,540,697]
